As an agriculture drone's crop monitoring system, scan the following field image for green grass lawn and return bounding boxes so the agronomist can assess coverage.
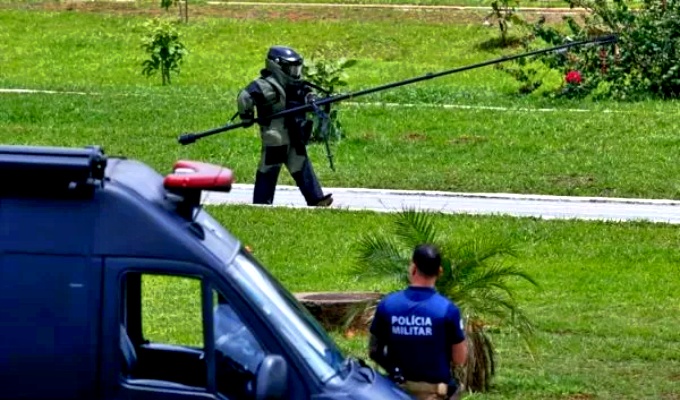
[186,0,569,8]
[0,0,638,9]
[207,205,679,399]
[1,1,679,399]
[199,0,648,9]
[132,204,680,399]
[3,5,680,199]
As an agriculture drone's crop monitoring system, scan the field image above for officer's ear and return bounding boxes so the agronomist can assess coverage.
[437,266,443,277]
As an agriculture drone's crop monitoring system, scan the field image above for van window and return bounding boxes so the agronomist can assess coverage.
[213,289,266,399]
[120,272,207,389]
[141,274,203,348]
[119,271,269,399]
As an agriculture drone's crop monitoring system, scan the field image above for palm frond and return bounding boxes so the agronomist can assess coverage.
[436,258,456,289]
[457,290,514,320]
[458,290,537,346]
[464,294,538,361]
[440,260,538,312]
[449,237,519,280]
[352,234,408,281]
[457,263,540,297]
[452,236,519,262]
[394,207,440,248]
[509,307,537,339]
[510,310,539,361]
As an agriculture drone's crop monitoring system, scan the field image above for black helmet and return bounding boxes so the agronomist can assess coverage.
[266,45,304,81]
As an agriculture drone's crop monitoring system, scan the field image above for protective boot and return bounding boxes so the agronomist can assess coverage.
[291,160,333,207]
[252,166,281,205]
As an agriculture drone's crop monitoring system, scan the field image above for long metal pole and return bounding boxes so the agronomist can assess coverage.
[178,35,617,145]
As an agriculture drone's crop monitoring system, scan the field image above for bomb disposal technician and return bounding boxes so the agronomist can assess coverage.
[236,45,333,207]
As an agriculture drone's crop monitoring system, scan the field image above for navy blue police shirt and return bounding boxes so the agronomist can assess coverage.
[370,286,465,383]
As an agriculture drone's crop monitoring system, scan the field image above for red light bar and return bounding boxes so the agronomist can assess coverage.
[163,160,234,193]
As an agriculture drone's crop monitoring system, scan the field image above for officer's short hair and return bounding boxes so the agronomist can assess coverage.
[412,244,441,277]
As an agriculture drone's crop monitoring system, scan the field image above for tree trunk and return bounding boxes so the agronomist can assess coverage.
[295,292,383,332]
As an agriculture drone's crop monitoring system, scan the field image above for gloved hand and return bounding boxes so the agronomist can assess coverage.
[305,92,318,104]
[239,112,255,127]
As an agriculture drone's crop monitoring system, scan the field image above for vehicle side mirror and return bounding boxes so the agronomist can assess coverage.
[255,354,288,400]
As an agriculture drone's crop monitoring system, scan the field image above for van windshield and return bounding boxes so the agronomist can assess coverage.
[226,250,348,382]
[193,211,348,383]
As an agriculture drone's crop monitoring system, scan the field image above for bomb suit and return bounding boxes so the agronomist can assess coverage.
[236,46,333,207]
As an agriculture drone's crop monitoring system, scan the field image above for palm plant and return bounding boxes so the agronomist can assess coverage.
[351,208,539,392]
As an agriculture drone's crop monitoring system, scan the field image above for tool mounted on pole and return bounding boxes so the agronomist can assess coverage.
[177,35,618,170]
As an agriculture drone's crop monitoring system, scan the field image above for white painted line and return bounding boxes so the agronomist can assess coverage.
[342,101,623,114]
[3,87,663,115]
[0,88,92,95]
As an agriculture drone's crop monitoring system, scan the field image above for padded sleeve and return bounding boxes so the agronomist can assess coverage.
[237,81,267,121]
[237,89,255,121]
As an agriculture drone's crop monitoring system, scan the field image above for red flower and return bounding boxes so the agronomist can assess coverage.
[565,70,582,85]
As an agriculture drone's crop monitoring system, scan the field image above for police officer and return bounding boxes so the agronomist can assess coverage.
[368,244,468,400]
[236,45,333,207]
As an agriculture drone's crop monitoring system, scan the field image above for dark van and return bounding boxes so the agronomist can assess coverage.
[0,144,413,400]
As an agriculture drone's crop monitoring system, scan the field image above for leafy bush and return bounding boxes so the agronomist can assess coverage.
[304,56,357,95]
[502,0,680,100]
[302,46,357,143]
[140,17,188,86]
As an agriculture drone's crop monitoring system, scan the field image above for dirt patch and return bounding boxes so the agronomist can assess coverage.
[475,35,530,51]
[280,10,314,21]
[355,132,377,142]
[404,132,428,141]
[1,1,587,25]
[342,328,368,339]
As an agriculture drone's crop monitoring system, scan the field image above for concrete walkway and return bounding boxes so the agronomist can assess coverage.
[202,185,680,225]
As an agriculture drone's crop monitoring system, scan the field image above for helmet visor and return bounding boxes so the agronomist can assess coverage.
[281,61,303,79]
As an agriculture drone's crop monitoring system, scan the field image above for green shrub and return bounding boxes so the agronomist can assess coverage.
[503,0,680,100]
[302,46,357,143]
[140,17,188,86]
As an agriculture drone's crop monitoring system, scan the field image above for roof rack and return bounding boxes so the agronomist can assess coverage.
[0,144,107,196]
